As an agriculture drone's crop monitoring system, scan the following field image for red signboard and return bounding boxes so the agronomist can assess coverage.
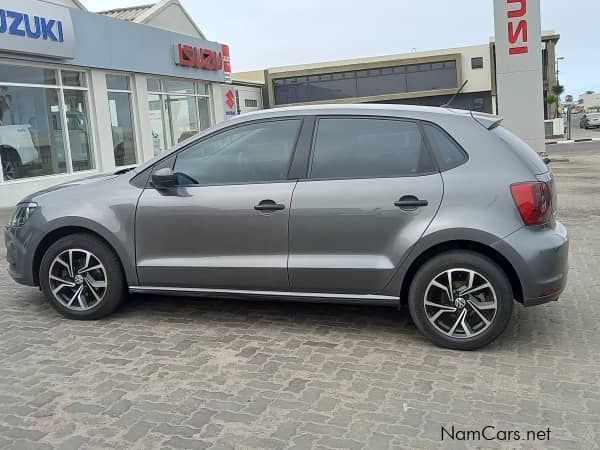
[507,0,528,55]
[175,43,231,77]
[225,89,235,109]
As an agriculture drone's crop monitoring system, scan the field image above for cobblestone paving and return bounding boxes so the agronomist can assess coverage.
[1,145,599,449]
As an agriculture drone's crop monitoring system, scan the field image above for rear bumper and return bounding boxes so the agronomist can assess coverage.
[492,221,569,306]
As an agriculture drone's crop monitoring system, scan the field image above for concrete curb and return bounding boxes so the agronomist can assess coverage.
[546,138,600,145]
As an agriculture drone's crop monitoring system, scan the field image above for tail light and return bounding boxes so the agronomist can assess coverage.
[510,181,552,226]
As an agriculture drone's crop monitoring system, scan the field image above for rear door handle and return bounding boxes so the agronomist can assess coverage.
[254,199,285,211]
[394,196,429,210]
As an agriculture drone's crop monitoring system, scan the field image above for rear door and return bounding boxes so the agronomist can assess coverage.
[288,116,443,294]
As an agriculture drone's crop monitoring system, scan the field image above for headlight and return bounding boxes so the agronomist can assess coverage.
[8,202,38,227]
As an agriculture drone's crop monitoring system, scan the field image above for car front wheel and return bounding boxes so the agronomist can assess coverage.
[39,234,126,319]
[408,250,513,350]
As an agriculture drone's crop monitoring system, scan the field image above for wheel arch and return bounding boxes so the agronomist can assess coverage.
[397,239,524,306]
[32,225,131,286]
[0,144,21,160]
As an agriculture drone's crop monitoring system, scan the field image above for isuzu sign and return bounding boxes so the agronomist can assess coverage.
[0,0,74,59]
[507,0,528,55]
[175,43,231,81]
[493,0,545,153]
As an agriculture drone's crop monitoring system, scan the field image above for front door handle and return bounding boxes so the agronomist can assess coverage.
[394,196,429,210]
[254,199,285,211]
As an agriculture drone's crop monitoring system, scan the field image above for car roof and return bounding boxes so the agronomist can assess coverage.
[237,103,478,120]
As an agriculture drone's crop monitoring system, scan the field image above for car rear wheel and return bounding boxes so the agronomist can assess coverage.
[408,250,513,350]
[39,234,126,319]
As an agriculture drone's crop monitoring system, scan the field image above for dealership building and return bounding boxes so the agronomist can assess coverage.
[234,31,560,118]
[0,0,558,208]
[0,0,262,207]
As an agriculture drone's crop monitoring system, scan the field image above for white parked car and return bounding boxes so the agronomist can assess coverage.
[0,124,40,180]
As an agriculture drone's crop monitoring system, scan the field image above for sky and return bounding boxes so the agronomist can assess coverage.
[83,0,599,99]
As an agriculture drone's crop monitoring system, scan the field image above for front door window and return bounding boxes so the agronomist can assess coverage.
[173,119,302,186]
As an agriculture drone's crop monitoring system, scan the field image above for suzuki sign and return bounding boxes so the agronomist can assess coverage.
[494,0,545,153]
[224,87,237,119]
[0,0,74,59]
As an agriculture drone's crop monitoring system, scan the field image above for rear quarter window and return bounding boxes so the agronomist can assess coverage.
[422,123,468,171]
[492,126,548,175]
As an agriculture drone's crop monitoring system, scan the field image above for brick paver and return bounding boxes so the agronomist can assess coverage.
[1,145,599,449]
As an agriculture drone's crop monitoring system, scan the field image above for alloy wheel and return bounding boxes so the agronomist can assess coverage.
[2,160,16,180]
[48,249,107,311]
[424,268,497,339]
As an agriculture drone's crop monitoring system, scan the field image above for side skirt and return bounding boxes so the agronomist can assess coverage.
[129,286,400,306]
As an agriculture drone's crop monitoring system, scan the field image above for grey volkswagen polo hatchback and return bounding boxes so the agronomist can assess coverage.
[5,105,568,350]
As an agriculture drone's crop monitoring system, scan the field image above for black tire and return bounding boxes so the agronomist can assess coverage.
[39,234,126,320]
[0,146,22,181]
[408,250,513,350]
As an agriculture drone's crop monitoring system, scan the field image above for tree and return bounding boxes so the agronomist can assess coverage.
[551,84,565,118]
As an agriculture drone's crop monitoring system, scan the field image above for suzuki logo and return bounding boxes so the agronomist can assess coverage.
[225,89,235,109]
[507,0,528,55]
[0,9,64,42]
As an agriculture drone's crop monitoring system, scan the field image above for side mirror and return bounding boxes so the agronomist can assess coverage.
[151,167,177,189]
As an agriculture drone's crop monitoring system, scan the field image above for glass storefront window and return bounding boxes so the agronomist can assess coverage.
[107,74,130,91]
[164,80,194,95]
[62,71,87,87]
[196,83,209,95]
[0,63,95,182]
[108,91,136,166]
[198,97,211,131]
[147,78,161,92]
[0,85,67,180]
[0,63,56,85]
[273,60,458,105]
[167,95,199,143]
[148,94,166,155]
[146,78,212,153]
[106,74,137,166]
[64,89,94,171]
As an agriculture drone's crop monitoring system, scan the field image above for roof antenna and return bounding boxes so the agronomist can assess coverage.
[442,79,469,108]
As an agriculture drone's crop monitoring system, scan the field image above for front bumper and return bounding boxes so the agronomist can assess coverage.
[5,226,37,286]
[492,221,569,306]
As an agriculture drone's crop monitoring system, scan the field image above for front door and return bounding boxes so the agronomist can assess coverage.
[135,118,303,291]
[288,116,443,294]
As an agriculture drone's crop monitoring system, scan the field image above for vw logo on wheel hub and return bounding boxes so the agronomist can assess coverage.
[454,297,466,309]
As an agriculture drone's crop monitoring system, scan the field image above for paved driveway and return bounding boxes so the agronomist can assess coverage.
[1,145,599,449]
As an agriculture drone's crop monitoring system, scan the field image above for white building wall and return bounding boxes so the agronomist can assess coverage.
[235,86,264,114]
[582,93,600,111]
[455,45,492,93]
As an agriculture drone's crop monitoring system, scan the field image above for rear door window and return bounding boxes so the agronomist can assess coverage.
[310,117,435,179]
